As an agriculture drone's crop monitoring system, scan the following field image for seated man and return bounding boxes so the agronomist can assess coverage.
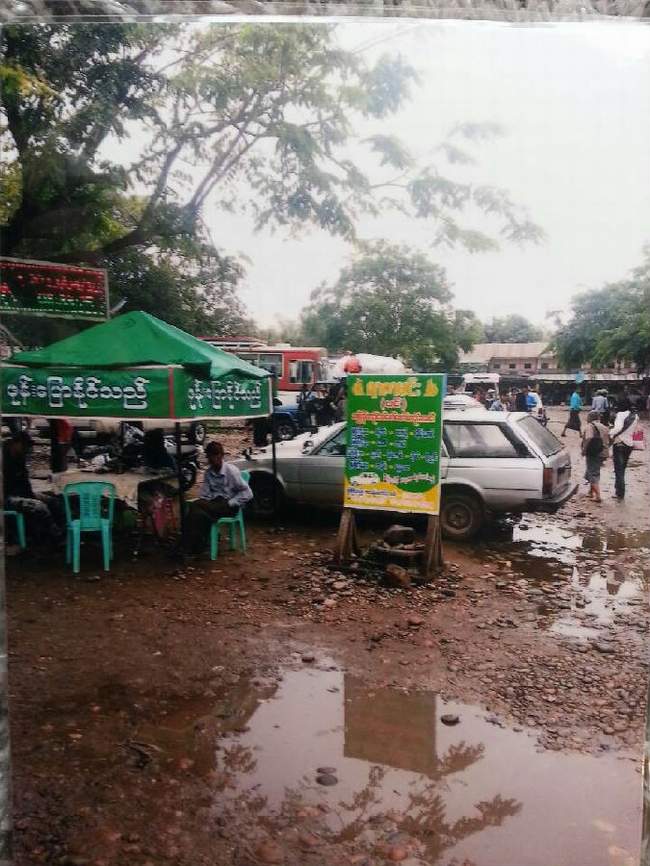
[3,432,63,543]
[185,441,252,553]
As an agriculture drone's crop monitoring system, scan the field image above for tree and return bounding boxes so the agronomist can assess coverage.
[301,242,483,369]
[1,24,542,270]
[552,248,650,373]
[1,23,544,349]
[259,318,307,346]
[483,314,543,343]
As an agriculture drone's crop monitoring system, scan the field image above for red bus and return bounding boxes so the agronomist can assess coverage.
[200,337,327,393]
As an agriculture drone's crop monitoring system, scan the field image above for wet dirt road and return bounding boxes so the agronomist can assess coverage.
[6,412,650,866]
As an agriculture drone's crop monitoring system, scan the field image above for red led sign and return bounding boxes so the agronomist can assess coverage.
[0,257,108,320]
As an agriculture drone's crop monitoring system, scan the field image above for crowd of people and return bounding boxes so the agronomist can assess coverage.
[561,387,643,503]
[297,381,347,426]
[467,382,646,504]
[473,384,544,415]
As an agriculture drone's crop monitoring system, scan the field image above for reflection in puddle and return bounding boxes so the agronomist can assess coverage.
[196,667,642,866]
[546,566,646,640]
[470,517,649,641]
[135,679,273,778]
[513,524,650,557]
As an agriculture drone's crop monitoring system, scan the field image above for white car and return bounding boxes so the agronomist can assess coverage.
[233,409,577,541]
[350,472,381,486]
[443,394,485,411]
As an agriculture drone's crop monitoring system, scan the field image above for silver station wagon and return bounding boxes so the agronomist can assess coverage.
[233,409,577,540]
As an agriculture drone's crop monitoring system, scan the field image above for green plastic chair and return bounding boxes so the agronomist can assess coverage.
[3,510,26,550]
[63,481,116,573]
[209,471,250,560]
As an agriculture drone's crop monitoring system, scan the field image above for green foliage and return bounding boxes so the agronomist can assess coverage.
[1,22,543,345]
[553,248,650,373]
[483,314,543,344]
[259,318,308,346]
[301,242,482,369]
[1,24,543,261]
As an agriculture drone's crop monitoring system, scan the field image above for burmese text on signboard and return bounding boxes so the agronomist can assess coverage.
[344,373,445,515]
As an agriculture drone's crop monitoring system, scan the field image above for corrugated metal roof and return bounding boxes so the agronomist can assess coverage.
[460,342,551,364]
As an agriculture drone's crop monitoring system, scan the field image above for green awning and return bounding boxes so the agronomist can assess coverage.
[2,311,271,421]
[11,311,266,381]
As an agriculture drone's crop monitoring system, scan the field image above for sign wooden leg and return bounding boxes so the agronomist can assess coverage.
[335,507,358,566]
[421,514,443,579]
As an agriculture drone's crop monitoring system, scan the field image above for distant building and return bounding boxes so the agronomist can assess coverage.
[459,342,640,383]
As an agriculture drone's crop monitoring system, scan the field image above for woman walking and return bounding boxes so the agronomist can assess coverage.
[562,388,583,437]
[581,410,610,503]
[610,397,639,500]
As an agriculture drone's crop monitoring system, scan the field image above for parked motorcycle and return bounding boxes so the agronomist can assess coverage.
[83,424,200,492]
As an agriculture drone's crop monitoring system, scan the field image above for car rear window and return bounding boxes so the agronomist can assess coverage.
[518,416,563,456]
[444,423,520,458]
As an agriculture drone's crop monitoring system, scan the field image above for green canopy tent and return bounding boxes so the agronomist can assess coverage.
[1,311,273,535]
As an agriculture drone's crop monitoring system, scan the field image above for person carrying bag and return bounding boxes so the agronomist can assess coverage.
[582,410,610,504]
[609,397,639,500]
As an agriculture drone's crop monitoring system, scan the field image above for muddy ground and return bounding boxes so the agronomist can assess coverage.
[6,410,650,866]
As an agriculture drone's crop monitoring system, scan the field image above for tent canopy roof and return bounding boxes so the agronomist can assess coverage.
[11,311,268,381]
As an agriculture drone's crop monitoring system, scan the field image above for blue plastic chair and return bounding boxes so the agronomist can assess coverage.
[209,471,250,560]
[63,482,116,573]
[3,510,26,550]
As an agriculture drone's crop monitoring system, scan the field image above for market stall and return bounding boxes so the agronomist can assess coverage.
[1,311,272,540]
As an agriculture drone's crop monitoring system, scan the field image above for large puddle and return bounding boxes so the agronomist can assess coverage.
[142,666,643,866]
[466,517,650,641]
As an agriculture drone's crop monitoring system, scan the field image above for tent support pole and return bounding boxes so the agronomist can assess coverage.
[271,413,278,520]
[175,423,186,542]
[0,371,13,864]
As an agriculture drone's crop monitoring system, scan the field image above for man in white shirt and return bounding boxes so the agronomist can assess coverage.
[185,441,252,552]
[609,398,639,500]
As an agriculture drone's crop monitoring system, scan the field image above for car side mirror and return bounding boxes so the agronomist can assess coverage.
[302,440,314,453]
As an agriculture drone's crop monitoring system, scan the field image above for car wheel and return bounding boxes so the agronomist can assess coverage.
[188,422,207,445]
[440,490,484,541]
[273,418,297,441]
[249,474,284,518]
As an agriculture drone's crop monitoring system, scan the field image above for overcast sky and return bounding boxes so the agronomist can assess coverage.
[206,20,650,330]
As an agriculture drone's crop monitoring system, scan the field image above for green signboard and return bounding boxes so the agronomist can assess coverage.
[0,257,108,320]
[344,373,446,515]
[2,365,271,420]
[174,371,272,419]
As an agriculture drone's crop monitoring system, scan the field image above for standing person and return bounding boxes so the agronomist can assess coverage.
[526,386,540,412]
[609,398,639,500]
[488,392,505,412]
[316,385,336,426]
[562,388,583,437]
[591,389,607,417]
[49,418,74,472]
[515,386,529,413]
[142,428,176,472]
[185,441,253,552]
[603,390,612,425]
[581,410,610,503]
[333,382,347,422]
